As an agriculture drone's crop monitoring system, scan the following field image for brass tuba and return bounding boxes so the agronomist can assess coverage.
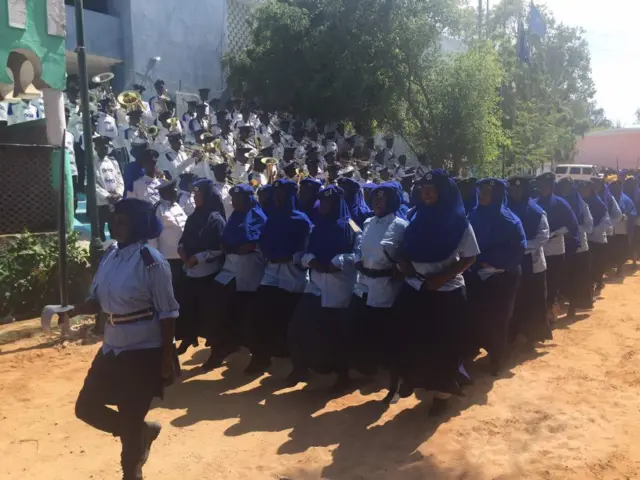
[117,90,143,112]
[147,125,159,140]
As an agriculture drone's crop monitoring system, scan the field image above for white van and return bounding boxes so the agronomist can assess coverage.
[554,164,600,181]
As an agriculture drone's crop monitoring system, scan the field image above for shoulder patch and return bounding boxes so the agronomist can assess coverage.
[140,246,158,268]
[348,219,362,234]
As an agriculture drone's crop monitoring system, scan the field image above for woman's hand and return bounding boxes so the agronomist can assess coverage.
[161,351,176,386]
[185,256,199,268]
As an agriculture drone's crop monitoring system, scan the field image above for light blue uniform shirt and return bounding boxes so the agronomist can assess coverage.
[215,251,267,292]
[302,232,362,308]
[90,241,180,354]
[260,252,309,293]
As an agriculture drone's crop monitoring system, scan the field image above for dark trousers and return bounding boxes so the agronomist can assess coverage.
[98,204,111,241]
[75,348,163,478]
[72,175,79,213]
[74,142,86,193]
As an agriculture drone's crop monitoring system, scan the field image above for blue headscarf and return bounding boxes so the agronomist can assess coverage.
[534,186,580,254]
[371,182,405,218]
[556,178,584,225]
[337,177,373,227]
[179,179,226,257]
[470,179,526,271]
[388,181,410,219]
[403,169,469,262]
[307,186,354,265]
[582,182,607,226]
[623,177,640,211]
[457,178,478,215]
[298,177,323,221]
[611,185,637,217]
[113,198,163,247]
[507,177,544,240]
[593,178,615,214]
[222,183,267,251]
[260,179,312,260]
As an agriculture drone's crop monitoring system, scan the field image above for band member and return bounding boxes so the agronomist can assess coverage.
[181,100,197,134]
[157,133,194,181]
[129,149,163,204]
[149,79,169,119]
[212,163,234,219]
[131,83,153,125]
[93,136,125,242]
[178,173,197,216]
[189,103,211,139]
[580,180,610,293]
[74,198,178,480]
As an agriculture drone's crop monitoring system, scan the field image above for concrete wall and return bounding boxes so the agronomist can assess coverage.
[118,0,227,97]
[574,128,640,171]
[65,5,123,62]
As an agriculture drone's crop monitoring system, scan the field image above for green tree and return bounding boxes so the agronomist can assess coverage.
[225,0,505,173]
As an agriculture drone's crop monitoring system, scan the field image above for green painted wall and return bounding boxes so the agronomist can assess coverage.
[0,0,66,90]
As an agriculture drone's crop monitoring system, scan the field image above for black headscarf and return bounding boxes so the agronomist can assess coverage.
[179,179,226,257]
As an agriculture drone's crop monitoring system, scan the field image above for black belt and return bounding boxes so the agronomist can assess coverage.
[108,308,154,325]
[360,266,395,278]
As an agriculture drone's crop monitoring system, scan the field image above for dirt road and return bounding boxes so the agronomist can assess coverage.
[2,271,640,479]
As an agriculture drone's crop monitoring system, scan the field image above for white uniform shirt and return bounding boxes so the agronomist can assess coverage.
[65,131,78,177]
[543,226,568,257]
[608,196,623,235]
[215,252,267,292]
[178,190,195,216]
[150,200,188,260]
[576,199,593,254]
[588,210,610,245]
[96,112,118,140]
[129,175,162,204]
[523,213,550,274]
[0,102,8,122]
[406,225,480,292]
[94,155,124,206]
[260,253,309,293]
[158,149,195,181]
[8,102,39,124]
[214,181,233,220]
[190,159,215,181]
[302,231,362,309]
[353,213,409,308]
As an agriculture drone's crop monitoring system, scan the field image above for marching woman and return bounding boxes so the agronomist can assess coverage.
[555,178,594,316]
[175,179,227,355]
[579,180,610,294]
[507,176,552,345]
[534,172,580,321]
[298,177,323,221]
[457,177,478,215]
[350,183,409,377]
[337,177,374,227]
[288,186,362,388]
[257,184,274,215]
[246,179,313,375]
[623,176,640,265]
[608,177,637,276]
[467,179,526,375]
[74,198,178,480]
[202,184,267,372]
[393,170,478,416]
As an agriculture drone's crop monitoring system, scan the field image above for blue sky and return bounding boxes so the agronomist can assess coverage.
[542,0,640,125]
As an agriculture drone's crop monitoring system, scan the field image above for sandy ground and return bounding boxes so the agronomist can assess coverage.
[2,273,640,480]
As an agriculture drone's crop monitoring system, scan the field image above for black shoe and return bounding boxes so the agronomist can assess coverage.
[284,367,309,387]
[330,371,351,393]
[140,421,162,468]
[201,353,224,373]
[428,397,449,417]
[244,355,271,375]
[567,306,577,319]
[398,380,414,398]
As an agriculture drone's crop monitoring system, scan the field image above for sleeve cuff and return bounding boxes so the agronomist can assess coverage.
[159,310,179,320]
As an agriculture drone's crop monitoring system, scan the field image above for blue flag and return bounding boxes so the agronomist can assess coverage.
[528,2,547,37]
[517,19,531,65]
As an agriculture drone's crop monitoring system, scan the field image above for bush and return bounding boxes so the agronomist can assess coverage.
[0,231,91,319]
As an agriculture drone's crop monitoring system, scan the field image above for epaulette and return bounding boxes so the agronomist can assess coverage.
[140,246,158,268]
[348,219,362,234]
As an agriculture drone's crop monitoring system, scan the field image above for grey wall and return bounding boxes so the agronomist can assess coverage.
[65,5,124,61]
[124,0,227,98]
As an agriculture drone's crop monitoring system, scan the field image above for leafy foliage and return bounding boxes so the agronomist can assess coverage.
[0,231,91,319]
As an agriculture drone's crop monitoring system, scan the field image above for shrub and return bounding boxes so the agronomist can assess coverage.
[0,231,91,319]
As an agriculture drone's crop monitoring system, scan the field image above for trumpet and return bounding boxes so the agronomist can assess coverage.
[117,90,143,112]
[147,125,159,140]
